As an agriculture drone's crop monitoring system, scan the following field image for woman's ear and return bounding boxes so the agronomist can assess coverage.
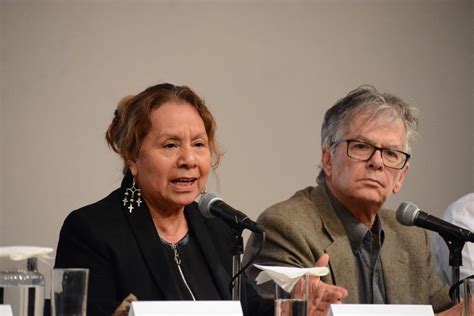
[128,160,138,177]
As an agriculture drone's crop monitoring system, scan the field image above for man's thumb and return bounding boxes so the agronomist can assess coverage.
[315,253,329,267]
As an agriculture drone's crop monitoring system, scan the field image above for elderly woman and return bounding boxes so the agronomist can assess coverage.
[55,83,346,316]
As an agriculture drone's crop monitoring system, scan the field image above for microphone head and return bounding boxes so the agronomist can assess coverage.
[396,201,420,226]
[198,192,223,218]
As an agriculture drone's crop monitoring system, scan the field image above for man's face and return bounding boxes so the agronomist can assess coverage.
[322,114,409,212]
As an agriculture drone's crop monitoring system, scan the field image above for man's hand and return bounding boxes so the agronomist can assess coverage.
[307,254,348,315]
[435,294,473,316]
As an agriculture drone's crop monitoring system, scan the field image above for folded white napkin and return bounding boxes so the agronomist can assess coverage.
[0,246,53,261]
[254,264,329,293]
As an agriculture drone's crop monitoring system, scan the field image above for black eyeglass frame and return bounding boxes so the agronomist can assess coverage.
[332,139,411,170]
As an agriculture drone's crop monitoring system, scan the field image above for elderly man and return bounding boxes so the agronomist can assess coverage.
[244,86,463,314]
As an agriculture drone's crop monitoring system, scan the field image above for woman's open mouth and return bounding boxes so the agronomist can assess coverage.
[171,177,197,188]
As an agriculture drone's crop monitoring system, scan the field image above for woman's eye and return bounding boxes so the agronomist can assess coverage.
[163,143,177,149]
[193,140,208,148]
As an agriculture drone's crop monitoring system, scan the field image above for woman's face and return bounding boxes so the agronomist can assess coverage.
[129,101,212,214]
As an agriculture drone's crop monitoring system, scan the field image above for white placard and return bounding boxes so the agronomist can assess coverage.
[329,304,434,316]
[128,301,243,316]
[0,305,13,316]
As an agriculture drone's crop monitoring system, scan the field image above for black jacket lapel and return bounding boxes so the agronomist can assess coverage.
[185,204,232,300]
[120,173,181,300]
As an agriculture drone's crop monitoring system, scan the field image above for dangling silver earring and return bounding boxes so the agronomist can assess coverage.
[201,188,207,196]
[123,177,142,213]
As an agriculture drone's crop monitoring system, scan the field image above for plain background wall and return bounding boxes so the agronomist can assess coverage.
[0,0,473,294]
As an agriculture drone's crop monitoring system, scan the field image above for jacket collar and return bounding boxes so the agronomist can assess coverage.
[122,194,182,298]
[311,184,360,304]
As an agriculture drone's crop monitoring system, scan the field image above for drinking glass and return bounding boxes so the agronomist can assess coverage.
[0,269,44,316]
[51,268,89,316]
[462,277,473,316]
[274,275,308,316]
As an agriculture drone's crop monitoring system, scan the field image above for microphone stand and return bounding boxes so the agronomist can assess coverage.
[439,233,465,304]
[231,226,244,301]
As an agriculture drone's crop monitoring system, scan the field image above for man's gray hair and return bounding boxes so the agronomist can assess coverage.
[318,85,419,182]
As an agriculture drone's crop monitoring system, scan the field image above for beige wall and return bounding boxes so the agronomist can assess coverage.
[0,0,472,279]
[0,0,3,255]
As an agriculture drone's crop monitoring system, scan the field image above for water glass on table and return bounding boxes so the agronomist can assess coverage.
[462,277,473,316]
[51,268,89,316]
[274,275,308,316]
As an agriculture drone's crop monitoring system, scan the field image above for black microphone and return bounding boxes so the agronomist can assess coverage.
[198,192,264,233]
[396,201,474,242]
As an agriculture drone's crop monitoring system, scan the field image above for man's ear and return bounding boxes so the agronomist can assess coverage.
[393,163,409,194]
[322,147,333,178]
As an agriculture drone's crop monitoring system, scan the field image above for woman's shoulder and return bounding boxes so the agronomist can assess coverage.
[57,187,132,258]
[62,188,124,226]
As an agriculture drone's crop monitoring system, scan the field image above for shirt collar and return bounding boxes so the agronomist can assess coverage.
[325,183,385,251]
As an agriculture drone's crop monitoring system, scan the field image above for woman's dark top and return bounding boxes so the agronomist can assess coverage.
[161,232,221,300]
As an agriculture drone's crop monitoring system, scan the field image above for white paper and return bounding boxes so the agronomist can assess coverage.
[0,305,13,316]
[329,304,434,316]
[253,264,329,293]
[0,246,53,261]
[128,301,243,316]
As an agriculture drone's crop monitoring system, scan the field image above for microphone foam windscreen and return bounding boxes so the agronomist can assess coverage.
[396,201,419,226]
[198,192,221,218]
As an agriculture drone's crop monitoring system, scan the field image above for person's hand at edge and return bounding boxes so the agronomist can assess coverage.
[308,254,348,316]
[114,293,138,316]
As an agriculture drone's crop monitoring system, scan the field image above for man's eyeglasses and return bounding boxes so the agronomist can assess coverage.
[332,139,411,170]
